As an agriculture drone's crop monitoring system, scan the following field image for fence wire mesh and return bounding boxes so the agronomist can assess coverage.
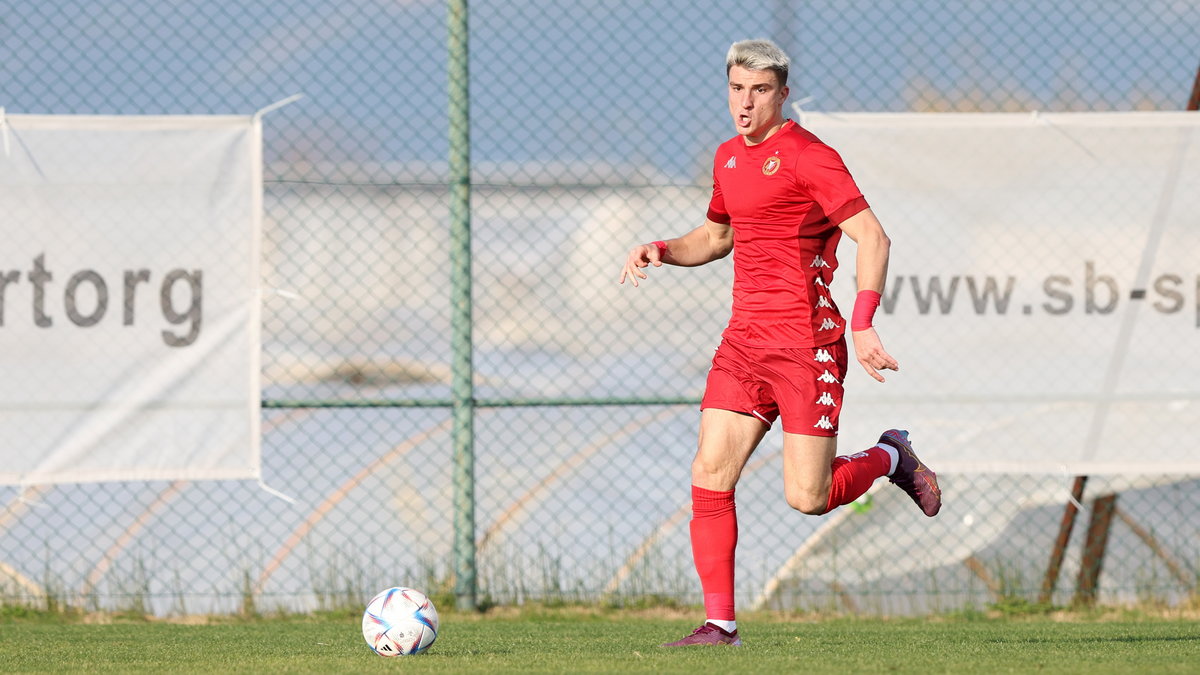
[1,1,1198,616]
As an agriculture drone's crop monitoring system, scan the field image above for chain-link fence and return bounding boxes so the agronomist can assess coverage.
[2,1,1198,617]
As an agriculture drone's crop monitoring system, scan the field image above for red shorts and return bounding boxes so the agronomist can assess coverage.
[700,337,848,436]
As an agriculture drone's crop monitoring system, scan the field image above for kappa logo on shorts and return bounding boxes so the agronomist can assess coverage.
[818,318,839,331]
[816,295,833,309]
[813,416,834,430]
[817,370,840,384]
[724,156,737,169]
[814,277,829,289]
[814,349,833,363]
[810,255,831,268]
[815,392,837,407]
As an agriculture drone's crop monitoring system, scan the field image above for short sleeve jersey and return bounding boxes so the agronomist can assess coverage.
[706,120,869,348]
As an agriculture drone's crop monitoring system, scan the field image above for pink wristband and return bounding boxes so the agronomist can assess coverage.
[652,240,668,259]
[851,290,882,331]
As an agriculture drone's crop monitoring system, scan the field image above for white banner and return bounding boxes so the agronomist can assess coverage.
[0,114,261,484]
[798,111,1200,474]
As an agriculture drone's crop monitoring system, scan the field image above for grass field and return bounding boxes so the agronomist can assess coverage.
[2,609,1198,673]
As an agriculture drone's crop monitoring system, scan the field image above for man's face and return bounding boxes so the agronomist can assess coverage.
[727,65,788,144]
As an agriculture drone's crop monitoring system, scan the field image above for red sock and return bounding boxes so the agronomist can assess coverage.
[690,485,737,621]
[824,446,891,514]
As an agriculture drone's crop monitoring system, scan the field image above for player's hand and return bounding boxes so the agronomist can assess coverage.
[618,243,664,287]
[851,327,899,383]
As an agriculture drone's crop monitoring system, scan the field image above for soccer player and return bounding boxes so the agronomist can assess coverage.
[619,39,941,647]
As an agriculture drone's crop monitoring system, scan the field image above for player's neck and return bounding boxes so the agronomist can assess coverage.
[742,118,787,146]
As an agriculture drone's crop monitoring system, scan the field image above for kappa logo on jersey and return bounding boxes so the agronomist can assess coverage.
[816,295,833,309]
[815,392,837,407]
[813,416,834,430]
[762,156,781,175]
[814,348,833,363]
[816,370,839,384]
[818,318,839,331]
[810,255,831,268]
[724,156,737,169]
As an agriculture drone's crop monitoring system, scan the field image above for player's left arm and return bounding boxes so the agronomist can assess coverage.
[837,207,899,383]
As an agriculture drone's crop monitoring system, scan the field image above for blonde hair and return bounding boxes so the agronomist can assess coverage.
[725,39,790,87]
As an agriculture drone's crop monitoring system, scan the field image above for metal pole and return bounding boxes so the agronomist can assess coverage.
[447,0,476,611]
[1073,493,1117,607]
[1038,475,1086,604]
[1188,61,1200,112]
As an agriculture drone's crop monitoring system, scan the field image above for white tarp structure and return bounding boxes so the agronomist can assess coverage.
[737,110,1200,611]
[0,114,262,485]
[796,110,1200,475]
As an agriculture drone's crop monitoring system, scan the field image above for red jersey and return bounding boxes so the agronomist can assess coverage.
[706,120,869,348]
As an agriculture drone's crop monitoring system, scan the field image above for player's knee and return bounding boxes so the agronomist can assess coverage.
[785,491,828,515]
[690,457,724,485]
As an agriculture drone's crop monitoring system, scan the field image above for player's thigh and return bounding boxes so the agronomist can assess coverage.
[781,432,838,512]
[772,342,847,435]
[693,408,769,490]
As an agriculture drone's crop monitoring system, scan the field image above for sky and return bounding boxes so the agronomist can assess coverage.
[3,0,1198,180]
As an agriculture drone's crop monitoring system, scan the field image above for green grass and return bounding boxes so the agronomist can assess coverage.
[1,611,1198,673]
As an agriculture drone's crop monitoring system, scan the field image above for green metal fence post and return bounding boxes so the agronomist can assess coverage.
[447,0,476,611]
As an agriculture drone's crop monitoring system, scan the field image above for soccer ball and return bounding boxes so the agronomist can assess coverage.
[361,587,439,656]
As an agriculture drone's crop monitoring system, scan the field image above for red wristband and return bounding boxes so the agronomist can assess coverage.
[851,289,882,331]
[652,240,668,259]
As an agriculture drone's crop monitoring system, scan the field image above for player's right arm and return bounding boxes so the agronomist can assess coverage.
[618,218,733,287]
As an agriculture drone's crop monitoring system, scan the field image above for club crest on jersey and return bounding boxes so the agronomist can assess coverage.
[761,156,781,175]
